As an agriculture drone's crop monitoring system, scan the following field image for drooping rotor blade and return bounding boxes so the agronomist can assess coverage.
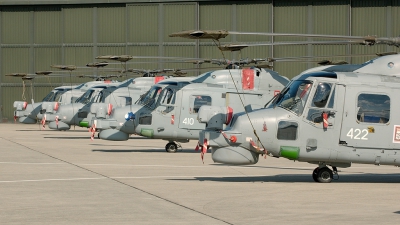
[255,64,273,69]
[5,73,28,77]
[218,40,362,51]
[170,30,400,47]
[317,60,348,66]
[35,71,53,75]
[86,61,109,68]
[266,52,395,63]
[77,74,122,79]
[376,51,398,56]
[95,55,133,62]
[50,65,77,71]
[169,30,229,40]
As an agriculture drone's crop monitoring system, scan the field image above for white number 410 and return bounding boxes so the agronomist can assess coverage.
[347,128,368,140]
[182,117,195,125]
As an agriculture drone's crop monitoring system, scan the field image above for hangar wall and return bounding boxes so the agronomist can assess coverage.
[1,0,400,122]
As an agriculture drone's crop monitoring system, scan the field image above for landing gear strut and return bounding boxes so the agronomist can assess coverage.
[312,166,339,183]
[165,142,181,153]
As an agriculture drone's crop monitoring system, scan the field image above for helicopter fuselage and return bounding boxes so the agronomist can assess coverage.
[200,71,400,171]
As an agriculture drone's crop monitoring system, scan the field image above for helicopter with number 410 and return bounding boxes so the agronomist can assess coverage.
[170,29,400,183]
[91,64,289,152]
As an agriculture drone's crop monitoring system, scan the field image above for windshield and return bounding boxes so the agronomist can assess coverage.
[53,90,67,102]
[42,90,68,102]
[273,80,313,116]
[75,90,95,104]
[92,91,103,103]
[137,86,163,108]
[42,91,55,101]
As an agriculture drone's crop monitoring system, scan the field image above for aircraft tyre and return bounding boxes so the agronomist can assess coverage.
[315,167,333,183]
[312,168,319,182]
[165,142,178,153]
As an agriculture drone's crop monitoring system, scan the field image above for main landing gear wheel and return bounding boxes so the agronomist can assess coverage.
[313,167,333,183]
[165,142,178,153]
[312,168,319,182]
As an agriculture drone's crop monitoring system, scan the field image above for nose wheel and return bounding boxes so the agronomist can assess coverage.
[165,142,181,153]
[312,166,338,183]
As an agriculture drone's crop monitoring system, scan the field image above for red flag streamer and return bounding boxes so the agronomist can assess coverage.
[14,116,17,123]
[89,123,96,141]
[55,116,59,127]
[171,115,174,125]
[201,139,208,163]
[41,114,46,130]
[250,139,268,158]
[322,112,329,129]
[194,141,200,151]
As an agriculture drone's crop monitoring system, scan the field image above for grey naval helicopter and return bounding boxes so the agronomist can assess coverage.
[8,71,96,124]
[92,60,289,152]
[50,75,192,131]
[43,77,122,130]
[41,55,209,131]
[41,60,143,130]
[83,69,198,131]
[43,59,202,131]
[172,30,400,183]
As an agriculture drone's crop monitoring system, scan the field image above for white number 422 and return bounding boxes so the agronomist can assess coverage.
[347,128,368,140]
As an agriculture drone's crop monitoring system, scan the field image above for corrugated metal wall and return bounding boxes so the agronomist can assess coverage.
[1,1,399,121]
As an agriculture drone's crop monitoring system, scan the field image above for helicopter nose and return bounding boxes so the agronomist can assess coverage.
[99,129,129,141]
[212,145,260,165]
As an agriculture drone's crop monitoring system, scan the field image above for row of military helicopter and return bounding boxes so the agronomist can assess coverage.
[10,30,400,183]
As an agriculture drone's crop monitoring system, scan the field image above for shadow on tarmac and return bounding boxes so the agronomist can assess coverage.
[92,148,199,153]
[43,136,91,139]
[169,173,400,183]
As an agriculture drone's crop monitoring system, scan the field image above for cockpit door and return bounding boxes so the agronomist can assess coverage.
[178,91,211,130]
[339,85,392,149]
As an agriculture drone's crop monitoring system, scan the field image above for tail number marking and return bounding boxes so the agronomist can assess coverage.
[182,118,195,125]
[347,128,368,140]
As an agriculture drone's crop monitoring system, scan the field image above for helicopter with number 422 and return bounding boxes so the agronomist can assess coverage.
[171,30,400,183]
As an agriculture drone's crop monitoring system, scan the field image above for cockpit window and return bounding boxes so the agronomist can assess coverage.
[53,90,67,102]
[92,91,103,103]
[277,121,298,140]
[311,82,332,108]
[160,88,175,105]
[137,86,163,109]
[42,92,55,101]
[76,90,95,104]
[190,95,212,114]
[42,90,68,102]
[357,93,390,123]
[275,80,313,116]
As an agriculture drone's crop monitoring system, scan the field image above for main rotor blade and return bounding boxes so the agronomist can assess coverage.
[219,40,361,51]
[170,30,400,47]
[169,30,229,40]
[50,65,77,71]
[95,55,133,62]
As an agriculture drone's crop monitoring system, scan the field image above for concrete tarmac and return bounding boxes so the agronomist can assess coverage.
[1,123,400,224]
